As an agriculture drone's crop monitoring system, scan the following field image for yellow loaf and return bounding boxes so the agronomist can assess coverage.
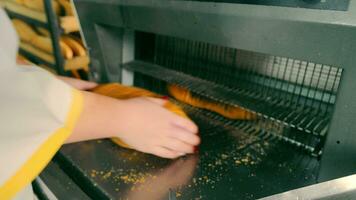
[11,19,74,59]
[14,0,25,4]
[168,85,255,120]
[36,28,85,58]
[60,16,79,33]
[36,27,50,37]
[23,0,61,15]
[57,0,74,16]
[31,36,74,59]
[11,19,37,43]
[61,35,86,56]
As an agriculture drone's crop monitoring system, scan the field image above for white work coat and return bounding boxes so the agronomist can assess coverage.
[0,8,83,199]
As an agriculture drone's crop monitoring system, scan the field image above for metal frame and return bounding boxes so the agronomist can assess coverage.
[187,0,351,11]
[261,174,356,200]
[43,0,66,75]
[121,29,135,86]
[74,0,356,184]
[34,161,91,199]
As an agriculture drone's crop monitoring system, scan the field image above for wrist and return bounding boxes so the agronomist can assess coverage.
[67,91,123,143]
[85,91,125,138]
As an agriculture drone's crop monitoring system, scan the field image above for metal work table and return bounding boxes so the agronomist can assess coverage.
[55,108,319,200]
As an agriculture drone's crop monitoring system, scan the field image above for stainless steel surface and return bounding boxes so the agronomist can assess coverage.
[57,104,319,199]
[261,174,356,200]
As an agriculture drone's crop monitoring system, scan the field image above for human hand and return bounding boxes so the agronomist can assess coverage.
[57,76,97,90]
[116,97,200,159]
[67,92,200,159]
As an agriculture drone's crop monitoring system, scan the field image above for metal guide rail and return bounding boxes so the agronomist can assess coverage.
[184,0,350,11]
[56,100,319,199]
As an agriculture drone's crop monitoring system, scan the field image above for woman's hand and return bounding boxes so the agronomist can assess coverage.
[67,92,200,159]
[116,97,200,158]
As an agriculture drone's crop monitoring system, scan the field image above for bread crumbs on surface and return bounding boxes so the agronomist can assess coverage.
[90,169,98,178]
[103,171,112,179]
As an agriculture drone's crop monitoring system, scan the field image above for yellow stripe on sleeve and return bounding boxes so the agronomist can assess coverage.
[0,89,83,199]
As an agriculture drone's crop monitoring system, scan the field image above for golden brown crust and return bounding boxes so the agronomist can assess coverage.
[61,36,86,57]
[168,85,255,120]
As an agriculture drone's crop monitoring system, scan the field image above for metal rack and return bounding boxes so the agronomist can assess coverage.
[123,55,341,157]
[130,69,324,156]
[149,34,343,155]
[5,0,68,75]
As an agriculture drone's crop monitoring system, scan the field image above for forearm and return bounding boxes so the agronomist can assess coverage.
[65,91,124,143]
[64,89,199,159]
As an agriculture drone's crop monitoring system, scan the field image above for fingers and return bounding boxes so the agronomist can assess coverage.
[81,81,98,90]
[170,128,200,146]
[78,81,98,90]
[163,138,195,154]
[151,146,182,159]
[71,78,97,90]
[145,97,167,106]
[151,134,198,159]
[143,97,198,134]
[173,116,199,134]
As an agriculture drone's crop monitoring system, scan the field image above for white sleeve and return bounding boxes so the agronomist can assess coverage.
[0,9,84,199]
